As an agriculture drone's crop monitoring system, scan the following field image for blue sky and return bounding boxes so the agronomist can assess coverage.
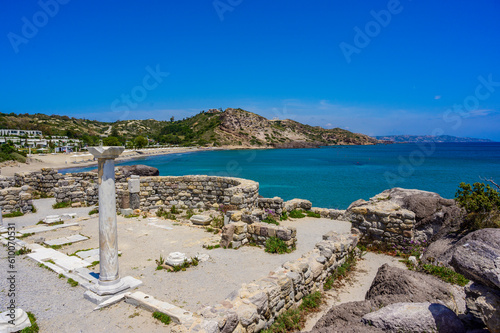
[1,0,499,140]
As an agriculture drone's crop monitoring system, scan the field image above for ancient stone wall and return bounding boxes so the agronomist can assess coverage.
[257,197,284,215]
[188,232,359,333]
[0,186,34,214]
[13,168,63,196]
[137,176,259,211]
[222,221,297,250]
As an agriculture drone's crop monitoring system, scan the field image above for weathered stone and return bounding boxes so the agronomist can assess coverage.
[220,225,235,248]
[190,215,212,226]
[450,228,500,290]
[465,283,500,333]
[362,302,465,333]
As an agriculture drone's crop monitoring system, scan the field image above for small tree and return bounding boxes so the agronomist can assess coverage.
[134,136,148,149]
[102,136,122,146]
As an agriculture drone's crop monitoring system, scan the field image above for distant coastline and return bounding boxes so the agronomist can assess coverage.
[376,134,493,143]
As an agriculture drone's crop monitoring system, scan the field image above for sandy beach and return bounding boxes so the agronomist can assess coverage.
[0,147,213,176]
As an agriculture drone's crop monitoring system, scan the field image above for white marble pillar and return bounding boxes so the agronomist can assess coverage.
[88,146,126,295]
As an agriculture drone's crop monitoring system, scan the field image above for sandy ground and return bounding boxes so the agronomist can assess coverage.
[0,147,211,176]
[1,198,355,332]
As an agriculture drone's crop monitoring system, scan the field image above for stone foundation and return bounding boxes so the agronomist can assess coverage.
[0,186,34,214]
[186,232,359,333]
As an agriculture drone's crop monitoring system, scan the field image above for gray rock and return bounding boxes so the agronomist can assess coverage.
[465,283,500,333]
[190,215,212,226]
[366,264,466,314]
[450,228,500,290]
[362,302,466,333]
[117,165,160,177]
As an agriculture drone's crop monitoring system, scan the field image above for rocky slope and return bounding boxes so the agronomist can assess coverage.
[1,108,380,147]
[376,134,493,143]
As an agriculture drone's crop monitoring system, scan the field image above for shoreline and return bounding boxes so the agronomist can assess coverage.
[0,147,210,176]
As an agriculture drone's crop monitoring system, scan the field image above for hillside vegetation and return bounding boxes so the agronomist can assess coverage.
[0,108,379,147]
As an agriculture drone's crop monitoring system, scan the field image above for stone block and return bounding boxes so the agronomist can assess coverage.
[125,291,193,324]
[190,215,212,226]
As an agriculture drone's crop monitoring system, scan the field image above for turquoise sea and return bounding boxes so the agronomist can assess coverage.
[62,143,500,209]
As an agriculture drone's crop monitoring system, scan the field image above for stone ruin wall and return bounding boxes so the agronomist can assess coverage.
[187,232,360,333]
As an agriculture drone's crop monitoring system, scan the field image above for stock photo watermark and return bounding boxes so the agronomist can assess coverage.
[213,0,243,21]
[7,0,71,54]
[384,74,499,187]
[5,221,18,325]
[339,0,408,64]
[111,65,169,119]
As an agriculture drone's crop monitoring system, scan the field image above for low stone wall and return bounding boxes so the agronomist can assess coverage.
[137,176,259,211]
[0,176,16,189]
[0,186,34,214]
[258,197,284,215]
[221,221,297,250]
[346,193,417,248]
[13,168,62,196]
[184,232,359,333]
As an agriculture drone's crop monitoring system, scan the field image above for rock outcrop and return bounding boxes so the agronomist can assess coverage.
[450,228,500,290]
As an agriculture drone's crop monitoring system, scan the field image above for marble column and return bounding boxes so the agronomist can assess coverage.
[87,146,126,295]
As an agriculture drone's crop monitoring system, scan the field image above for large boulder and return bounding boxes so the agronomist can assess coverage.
[361,302,466,333]
[309,264,467,333]
[117,165,159,177]
[283,198,312,212]
[366,264,466,314]
[450,228,500,290]
[465,283,500,333]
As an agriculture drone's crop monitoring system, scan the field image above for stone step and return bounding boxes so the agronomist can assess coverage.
[20,222,79,235]
[125,291,193,324]
[44,234,89,246]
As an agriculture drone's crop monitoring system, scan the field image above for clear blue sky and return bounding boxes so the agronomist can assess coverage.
[1,0,499,140]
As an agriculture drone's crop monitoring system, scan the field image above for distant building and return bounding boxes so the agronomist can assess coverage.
[0,129,42,137]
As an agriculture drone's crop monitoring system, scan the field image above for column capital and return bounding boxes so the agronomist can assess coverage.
[88,146,124,159]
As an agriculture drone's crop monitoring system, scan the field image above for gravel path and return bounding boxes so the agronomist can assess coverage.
[4,198,94,229]
[302,252,408,331]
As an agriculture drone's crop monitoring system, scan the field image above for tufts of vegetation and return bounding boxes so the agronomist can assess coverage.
[263,292,323,333]
[3,210,24,218]
[265,237,292,254]
[155,254,165,270]
[152,311,172,325]
[52,201,72,209]
[324,252,357,291]
[205,244,220,250]
[20,311,39,333]
[422,264,469,286]
[88,208,99,215]
[15,246,32,255]
[262,216,279,225]
[280,212,288,221]
[67,278,79,287]
[289,209,305,219]
[306,211,321,218]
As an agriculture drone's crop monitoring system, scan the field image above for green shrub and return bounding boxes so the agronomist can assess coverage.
[152,311,171,325]
[265,237,291,254]
[280,212,288,221]
[88,208,99,215]
[289,210,305,218]
[299,291,322,311]
[170,205,179,214]
[52,201,72,209]
[455,182,500,213]
[455,182,500,230]
[262,308,302,333]
[422,264,469,286]
[306,211,321,218]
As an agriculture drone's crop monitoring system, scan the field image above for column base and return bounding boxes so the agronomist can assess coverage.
[90,278,129,296]
[84,276,143,305]
[0,308,32,333]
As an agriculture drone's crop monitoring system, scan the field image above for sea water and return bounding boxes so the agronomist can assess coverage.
[62,143,500,209]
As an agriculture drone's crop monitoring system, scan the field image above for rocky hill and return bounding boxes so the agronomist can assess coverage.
[376,134,493,143]
[0,108,380,147]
